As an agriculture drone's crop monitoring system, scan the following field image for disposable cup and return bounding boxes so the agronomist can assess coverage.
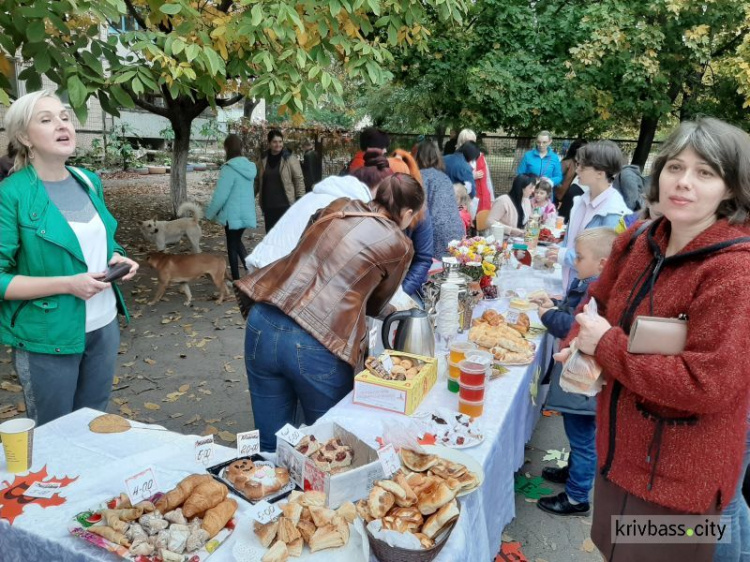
[449,341,477,364]
[0,417,35,473]
[448,360,461,381]
[459,360,486,386]
[459,383,486,401]
[466,350,493,378]
[458,398,485,417]
[491,223,505,241]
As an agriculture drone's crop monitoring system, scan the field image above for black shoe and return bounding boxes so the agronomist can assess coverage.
[537,492,590,516]
[541,465,569,484]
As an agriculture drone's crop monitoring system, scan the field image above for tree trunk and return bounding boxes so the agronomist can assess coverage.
[170,116,192,215]
[243,98,260,119]
[632,115,659,171]
[435,123,446,149]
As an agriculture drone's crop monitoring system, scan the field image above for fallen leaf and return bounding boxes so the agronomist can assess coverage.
[581,539,596,553]
[170,413,184,419]
[144,402,161,410]
[16,402,25,413]
[120,405,134,417]
[198,389,212,395]
[218,430,236,442]
[161,318,172,324]
[184,415,201,425]
[198,381,207,387]
[113,398,127,406]
[163,391,184,402]
[0,406,18,419]
[113,376,120,386]
[233,355,243,360]
[122,361,135,368]
[202,424,218,436]
[223,363,236,373]
[501,533,514,543]
[178,384,190,392]
[1,381,22,393]
[205,418,220,424]
[144,358,156,365]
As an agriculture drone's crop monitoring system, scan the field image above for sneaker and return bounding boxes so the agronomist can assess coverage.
[537,491,590,516]
[541,465,569,484]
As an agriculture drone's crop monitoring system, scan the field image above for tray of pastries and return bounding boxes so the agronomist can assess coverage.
[208,455,295,505]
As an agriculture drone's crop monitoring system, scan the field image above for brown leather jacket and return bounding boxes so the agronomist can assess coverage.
[235,198,414,367]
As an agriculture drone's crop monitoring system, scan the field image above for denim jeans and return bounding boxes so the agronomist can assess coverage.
[245,303,354,451]
[563,412,597,503]
[13,318,120,426]
[714,422,750,561]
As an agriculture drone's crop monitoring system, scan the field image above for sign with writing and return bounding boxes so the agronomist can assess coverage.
[249,499,282,524]
[23,482,62,499]
[380,353,394,372]
[237,430,260,458]
[506,310,520,325]
[515,288,527,299]
[195,435,214,466]
[303,457,329,494]
[275,424,304,446]
[377,443,401,478]
[124,467,158,505]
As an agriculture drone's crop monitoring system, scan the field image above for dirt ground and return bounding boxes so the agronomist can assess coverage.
[0,171,264,445]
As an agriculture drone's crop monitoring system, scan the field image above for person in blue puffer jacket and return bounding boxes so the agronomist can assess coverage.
[517,131,563,189]
[531,227,618,517]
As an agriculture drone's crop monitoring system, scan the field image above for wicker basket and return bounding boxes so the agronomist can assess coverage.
[365,514,458,562]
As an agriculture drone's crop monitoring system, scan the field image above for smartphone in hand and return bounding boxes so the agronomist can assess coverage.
[102,262,131,283]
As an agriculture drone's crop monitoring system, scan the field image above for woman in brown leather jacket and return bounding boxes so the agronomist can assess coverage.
[236,172,425,451]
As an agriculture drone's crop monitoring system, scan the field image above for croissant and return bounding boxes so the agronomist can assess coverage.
[101,507,143,523]
[155,474,213,513]
[103,512,129,533]
[201,498,237,539]
[182,480,228,518]
[88,525,131,547]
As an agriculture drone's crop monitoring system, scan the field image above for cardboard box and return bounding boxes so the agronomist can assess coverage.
[276,422,385,508]
[353,350,438,415]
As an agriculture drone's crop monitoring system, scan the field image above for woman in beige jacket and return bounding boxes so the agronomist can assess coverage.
[487,174,535,236]
[255,129,305,232]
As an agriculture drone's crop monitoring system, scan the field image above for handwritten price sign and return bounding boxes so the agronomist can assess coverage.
[506,310,520,325]
[195,435,215,466]
[124,467,158,504]
[24,482,62,499]
[275,423,304,446]
[237,430,260,458]
[377,443,401,478]
[249,500,282,524]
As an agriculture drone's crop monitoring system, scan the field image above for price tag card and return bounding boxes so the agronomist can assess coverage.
[506,310,520,325]
[303,457,329,493]
[237,430,260,458]
[515,288,527,298]
[124,467,158,505]
[249,500,282,524]
[275,423,304,446]
[369,326,378,352]
[377,443,401,478]
[195,435,215,465]
[380,353,394,372]
[24,482,62,499]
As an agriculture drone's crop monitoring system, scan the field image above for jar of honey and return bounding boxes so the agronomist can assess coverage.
[458,397,485,417]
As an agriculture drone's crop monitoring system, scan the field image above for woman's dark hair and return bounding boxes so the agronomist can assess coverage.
[267,129,283,143]
[458,141,481,162]
[415,140,444,171]
[374,173,425,224]
[647,117,750,224]
[224,134,243,160]
[564,139,587,161]
[576,140,623,182]
[509,174,536,229]
[350,148,393,189]
[359,127,390,151]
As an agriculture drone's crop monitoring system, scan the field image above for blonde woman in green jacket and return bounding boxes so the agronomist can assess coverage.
[205,134,257,280]
[0,90,138,426]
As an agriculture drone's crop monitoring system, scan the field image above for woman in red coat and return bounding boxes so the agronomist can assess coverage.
[559,117,750,561]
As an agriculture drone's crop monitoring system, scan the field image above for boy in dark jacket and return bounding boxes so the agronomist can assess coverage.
[530,227,618,516]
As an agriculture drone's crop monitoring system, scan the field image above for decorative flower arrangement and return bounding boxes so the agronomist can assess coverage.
[446,236,501,282]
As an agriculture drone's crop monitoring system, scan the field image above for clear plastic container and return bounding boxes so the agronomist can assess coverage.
[465,350,493,378]
[459,383,486,401]
[449,341,477,364]
[458,397,485,417]
[458,360,486,386]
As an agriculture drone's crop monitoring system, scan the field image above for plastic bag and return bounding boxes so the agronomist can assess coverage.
[560,298,604,397]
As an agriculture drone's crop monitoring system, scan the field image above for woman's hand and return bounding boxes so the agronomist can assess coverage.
[545,247,559,263]
[530,294,554,308]
[67,273,110,300]
[473,170,485,180]
[109,254,139,281]
[575,303,612,355]
[553,347,572,363]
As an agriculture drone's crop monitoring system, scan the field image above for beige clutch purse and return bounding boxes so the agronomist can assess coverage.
[627,316,687,355]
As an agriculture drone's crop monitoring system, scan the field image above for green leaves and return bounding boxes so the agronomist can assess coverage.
[159,3,182,15]
[26,20,46,42]
[67,75,87,108]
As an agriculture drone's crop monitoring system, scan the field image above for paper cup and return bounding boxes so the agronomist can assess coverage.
[491,223,505,241]
[0,417,35,473]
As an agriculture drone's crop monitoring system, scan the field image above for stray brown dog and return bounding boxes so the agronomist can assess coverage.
[146,252,231,306]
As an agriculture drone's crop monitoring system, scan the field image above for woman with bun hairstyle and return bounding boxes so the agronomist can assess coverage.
[236,173,425,451]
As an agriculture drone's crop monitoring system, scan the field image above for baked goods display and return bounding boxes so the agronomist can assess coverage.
[72,474,237,561]
[357,448,476,551]
[254,491,357,560]
[365,354,425,382]
[468,310,535,365]
[295,436,354,475]
[508,297,537,311]
[222,458,291,501]
[413,409,484,449]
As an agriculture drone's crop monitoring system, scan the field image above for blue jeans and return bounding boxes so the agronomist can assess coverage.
[13,318,120,426]
[245,303,354,452]
[714,423,750,561]
[563,412,597,503]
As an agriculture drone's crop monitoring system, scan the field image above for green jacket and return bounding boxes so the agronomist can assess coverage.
[0,165,129,354]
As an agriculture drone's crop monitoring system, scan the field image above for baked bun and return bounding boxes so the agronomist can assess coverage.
[400,449,439,472]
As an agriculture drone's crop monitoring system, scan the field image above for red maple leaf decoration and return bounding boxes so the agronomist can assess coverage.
[496,541,528,562]
[0,465,78,524]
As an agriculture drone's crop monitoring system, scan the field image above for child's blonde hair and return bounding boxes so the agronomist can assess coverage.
[575,227,618,260]
[535,178,553,196]
[453,182,470,207]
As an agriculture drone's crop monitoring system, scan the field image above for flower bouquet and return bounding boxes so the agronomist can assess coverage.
[447,237,501,299]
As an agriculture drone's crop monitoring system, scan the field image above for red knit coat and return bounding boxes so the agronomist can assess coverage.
[565,218,750,513]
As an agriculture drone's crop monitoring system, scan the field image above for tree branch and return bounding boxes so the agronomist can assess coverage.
[711,27,750,59]
[126,90,171,117]
[216,93,244,108]
[123,0,148,31]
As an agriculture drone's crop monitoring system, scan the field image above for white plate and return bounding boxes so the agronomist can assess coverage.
[412,409,485,450]
[420,445,485,496]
